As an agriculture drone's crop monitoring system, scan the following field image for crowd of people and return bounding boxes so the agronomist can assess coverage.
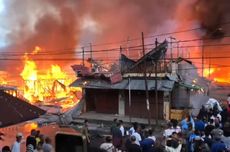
[0,100,230,152]
[97,100,230,152]
[1,129,53,152]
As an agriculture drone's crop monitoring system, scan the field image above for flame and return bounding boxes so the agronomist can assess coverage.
[203,68,215,78]
[20,46,82,110]
[23,122,38,133]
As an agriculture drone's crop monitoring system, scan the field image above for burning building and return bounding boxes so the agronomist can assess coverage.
[70,40,202,120]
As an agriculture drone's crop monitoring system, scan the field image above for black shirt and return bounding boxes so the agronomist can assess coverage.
[128,143,142,152]
[26,136,37,149]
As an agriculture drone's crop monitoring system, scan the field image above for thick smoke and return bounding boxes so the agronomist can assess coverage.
[0,0,182,74]
[194,0,230,38]
[2,0,230,81]
[193,0,230,82]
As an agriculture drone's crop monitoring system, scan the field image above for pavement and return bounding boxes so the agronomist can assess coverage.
[73,111,167,126]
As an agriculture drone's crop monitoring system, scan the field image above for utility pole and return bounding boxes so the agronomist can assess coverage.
[128,77,132,123]
[90,43,93,68]
[169,37,176,61]
[120,46,123,72]
[142,32,151,125]
[154,38,159,126]
[177,41,180,58]
[202,46,204,77]
[82,47,85,66]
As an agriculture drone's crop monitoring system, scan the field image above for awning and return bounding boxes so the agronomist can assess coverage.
[70,78,175,91]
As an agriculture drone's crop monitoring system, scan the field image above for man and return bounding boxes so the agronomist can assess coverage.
[26,129,37,151]
[42,137,53,152]
[211,128,227,152]
[11,133,23,152]
[111,119,118,134]
[140,129,155,152]
[112,123,122,149]
[132,125,142,145]
[100,136,115,152]
[127,136,142,152]
[119,120,125,137]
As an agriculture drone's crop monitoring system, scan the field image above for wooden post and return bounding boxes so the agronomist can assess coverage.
[155,61,159,126]
[128,77,132,123]
[82,47,85,66]
[142,32,151,125]
[90,43,93,68]
[202,46,204,77]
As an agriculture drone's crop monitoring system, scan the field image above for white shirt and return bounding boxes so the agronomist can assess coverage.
[148,136,156,142]
[165,144,182,152]
[163,128,174,138]
[164,127,181,137]
[100,143,115,152]
[129,127,135,135]
[132,132,142,145]
[11,141,20,152]
[120,125,125,136]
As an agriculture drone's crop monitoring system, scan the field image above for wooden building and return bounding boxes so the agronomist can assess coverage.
[70,41,201,120]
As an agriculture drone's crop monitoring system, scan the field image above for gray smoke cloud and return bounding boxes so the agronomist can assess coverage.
[1,0,229,78]
[194,0,230,38]
[0,0,182,72]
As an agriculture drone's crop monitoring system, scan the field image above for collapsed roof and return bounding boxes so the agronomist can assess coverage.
[120,40,168,73]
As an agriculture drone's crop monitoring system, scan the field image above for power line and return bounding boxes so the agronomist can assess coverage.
[2,20,230,55]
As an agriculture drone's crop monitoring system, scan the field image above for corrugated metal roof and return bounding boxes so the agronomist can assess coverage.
[70,78,175,91]
[0,91,46,127]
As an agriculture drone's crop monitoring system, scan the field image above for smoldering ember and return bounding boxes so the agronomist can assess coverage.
[0,0,230,152]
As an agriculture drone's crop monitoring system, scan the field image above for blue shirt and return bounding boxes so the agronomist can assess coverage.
[140,138,154,152]
[211,141,227,152]
[195,120,205,131]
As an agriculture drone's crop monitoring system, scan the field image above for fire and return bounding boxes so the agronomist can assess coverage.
[23,122,38,133]
[203,68,215,78]
[213,78,230,83]
[0,71,9,85]
[20,47,82,110]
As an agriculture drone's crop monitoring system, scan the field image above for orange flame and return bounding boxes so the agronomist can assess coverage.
[20,46,82,110]
[203,68,215,78]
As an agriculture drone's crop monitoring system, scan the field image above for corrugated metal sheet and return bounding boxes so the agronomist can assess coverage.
[70,78,174,91]
[0,91,46,127]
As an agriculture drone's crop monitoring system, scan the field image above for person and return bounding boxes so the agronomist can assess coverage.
[129,122,137,135]
[163,122,174,138]
[42,137,53,152]
[2,146,11,152]
[181,114,195,132]
[11,133,23,152]
[26,129,37,151]
[194,117,205,132]
[127,136,142,152]
[35,130,41,146]
[82,119,90,144]
[211,138,227,152]
[111,119,118,134]
[171,119,181,133]
[132,124,142,145]
[111,122,122,149]
[100,136,115,152]
[140,129,155,152]
[165,138,182,152]
[36,141,44,152]
[119,120,125,137]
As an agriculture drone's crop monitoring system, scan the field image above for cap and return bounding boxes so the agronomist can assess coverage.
[16,133,23,137]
